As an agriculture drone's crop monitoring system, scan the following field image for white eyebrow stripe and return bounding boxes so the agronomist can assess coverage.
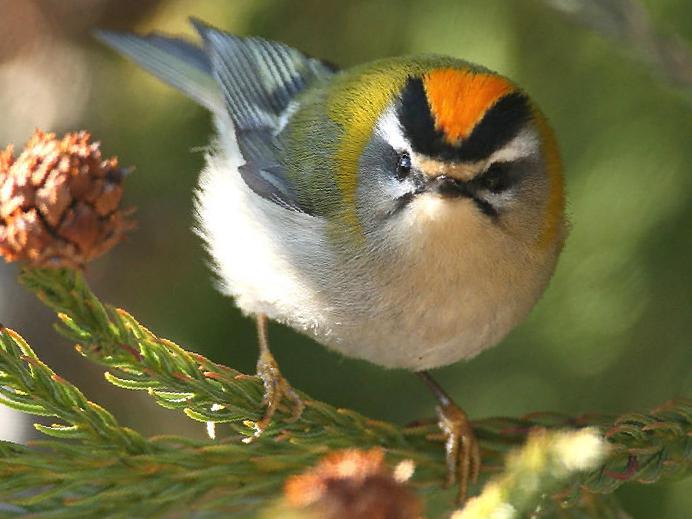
[486,128,539,164]
[474,128,540,209]
[376,106,410,152]
[482,190,517,208]
[375,108,538,183]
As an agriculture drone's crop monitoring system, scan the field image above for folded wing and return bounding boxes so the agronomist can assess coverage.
[96,19,336,212]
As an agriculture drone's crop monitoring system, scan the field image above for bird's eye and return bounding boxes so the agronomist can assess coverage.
[396,151,411,180]
[478,162,511,193]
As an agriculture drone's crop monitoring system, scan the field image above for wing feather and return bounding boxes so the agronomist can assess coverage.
[97,20,336,212]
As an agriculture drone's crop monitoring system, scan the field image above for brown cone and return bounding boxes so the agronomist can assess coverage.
[0,130,134,269]
[284,449,423,519]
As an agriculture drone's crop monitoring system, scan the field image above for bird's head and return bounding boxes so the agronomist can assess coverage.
[324,58,566,256]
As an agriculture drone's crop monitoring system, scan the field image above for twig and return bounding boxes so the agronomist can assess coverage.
[0,268,687,516]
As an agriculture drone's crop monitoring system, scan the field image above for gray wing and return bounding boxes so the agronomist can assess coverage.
[96,19,336,211]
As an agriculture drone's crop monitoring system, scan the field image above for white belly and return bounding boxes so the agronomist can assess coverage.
[196,144,560,371]
[302,197,559,370]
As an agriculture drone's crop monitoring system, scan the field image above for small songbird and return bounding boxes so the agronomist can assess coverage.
[98,19,566,501]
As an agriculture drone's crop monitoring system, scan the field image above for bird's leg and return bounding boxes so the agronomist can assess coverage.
[253,314,304,436]
[417,371,481,504]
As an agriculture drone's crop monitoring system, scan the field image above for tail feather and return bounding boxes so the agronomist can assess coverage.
[94,30,222,112]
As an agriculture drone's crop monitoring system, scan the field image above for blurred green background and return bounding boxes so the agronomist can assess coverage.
[0,0,690,517]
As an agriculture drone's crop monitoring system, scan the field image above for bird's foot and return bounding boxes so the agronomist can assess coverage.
[433,400,481,504]
[253,349,304,438]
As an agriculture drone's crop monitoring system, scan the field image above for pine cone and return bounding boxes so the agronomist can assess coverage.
[283,449,422,519]
[0,130,134,269]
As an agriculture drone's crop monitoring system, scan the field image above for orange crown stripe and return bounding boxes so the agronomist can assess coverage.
[423,69,516,144]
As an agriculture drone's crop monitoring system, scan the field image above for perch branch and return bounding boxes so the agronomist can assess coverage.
[0,267,686,516]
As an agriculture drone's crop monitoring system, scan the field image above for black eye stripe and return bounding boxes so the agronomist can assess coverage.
[473,159,530,194]
[473,162,514,192]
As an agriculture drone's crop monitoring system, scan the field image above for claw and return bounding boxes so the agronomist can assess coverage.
[417,371,481,504]
[435,400,481,503]
[253,346,304,438]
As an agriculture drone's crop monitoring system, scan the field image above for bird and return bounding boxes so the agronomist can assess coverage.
[97,18,566,502]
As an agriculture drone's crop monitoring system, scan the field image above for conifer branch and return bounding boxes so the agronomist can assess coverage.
[0,267,687,516]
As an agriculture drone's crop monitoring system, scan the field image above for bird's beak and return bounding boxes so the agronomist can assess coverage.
[427,175,472,198]
[409,171,473,198]
[413,157,482,198]
[423,174,498,218]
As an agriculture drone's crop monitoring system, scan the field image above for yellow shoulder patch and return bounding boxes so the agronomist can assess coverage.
[423,69,515,144]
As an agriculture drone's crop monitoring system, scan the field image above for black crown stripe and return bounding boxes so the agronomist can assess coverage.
[397,77,438,156]
[396,76,532,162]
